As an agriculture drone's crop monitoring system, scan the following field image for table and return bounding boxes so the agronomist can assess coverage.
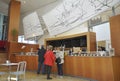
[0,63,18,66]
[0,63,18,81]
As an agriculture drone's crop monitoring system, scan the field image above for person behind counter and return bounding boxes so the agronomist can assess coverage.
[98,46,106,51]
[69,48,73,55]
[55,47,64,78]
[37,45,46,74]
[44,45,56,80]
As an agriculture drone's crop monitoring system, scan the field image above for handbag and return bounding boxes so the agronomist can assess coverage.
[55,57,61,63]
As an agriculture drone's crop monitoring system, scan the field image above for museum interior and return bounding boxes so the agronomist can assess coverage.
[0,0,120,81]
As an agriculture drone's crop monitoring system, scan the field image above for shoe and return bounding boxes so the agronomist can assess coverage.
[37,72,40,74]
[59,76,63,78]
[47,77,52,80]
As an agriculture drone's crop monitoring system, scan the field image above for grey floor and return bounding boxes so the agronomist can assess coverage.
[0,71,93,81]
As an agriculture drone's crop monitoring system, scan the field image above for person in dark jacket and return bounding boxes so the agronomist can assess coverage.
[37,45,46,74]
[44,45,56,80]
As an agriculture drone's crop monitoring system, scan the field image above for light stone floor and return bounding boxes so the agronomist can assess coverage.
[0,71,91,81]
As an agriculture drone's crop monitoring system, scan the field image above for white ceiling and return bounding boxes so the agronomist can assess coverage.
[42,0,120,36]
[0,0,57,15]
[0,0,120,37]
[0,0,8,15]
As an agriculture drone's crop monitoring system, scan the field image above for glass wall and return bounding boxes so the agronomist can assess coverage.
[0,13,7,40]
[0,13,4,40]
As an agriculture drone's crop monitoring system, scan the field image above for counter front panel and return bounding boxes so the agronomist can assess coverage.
[10,54,120,81]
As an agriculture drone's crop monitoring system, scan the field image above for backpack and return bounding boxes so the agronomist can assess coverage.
[55,57,61,63]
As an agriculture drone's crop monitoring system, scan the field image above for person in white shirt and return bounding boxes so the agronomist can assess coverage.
[55,47,64,78]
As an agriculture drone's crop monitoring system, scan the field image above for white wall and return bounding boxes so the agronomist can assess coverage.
[56,22,88,37]
[37,22,88,45]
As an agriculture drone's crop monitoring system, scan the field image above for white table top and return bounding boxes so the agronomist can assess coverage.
[0,63,18,81]
[0,63,18,66]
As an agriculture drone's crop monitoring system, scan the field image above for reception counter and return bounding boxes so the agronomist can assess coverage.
[62,56,120,81]
[10,54,120,81]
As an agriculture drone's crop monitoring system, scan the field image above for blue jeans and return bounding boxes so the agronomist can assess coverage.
[37,62,45,74]
[57,63,63,76]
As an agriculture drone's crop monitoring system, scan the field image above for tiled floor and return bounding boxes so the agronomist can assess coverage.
[0,71,90,81]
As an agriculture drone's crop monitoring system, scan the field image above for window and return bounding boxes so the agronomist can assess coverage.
[18,35,36,44]
[93,22,111,41]
[92,22,111,51]
[0,13,7,40]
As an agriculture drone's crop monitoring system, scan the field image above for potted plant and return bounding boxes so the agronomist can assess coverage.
[11,28,18,41]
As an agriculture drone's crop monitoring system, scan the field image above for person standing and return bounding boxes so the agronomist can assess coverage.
[37,45,46,74]
[56,47,64,78]
[44,45,56,80]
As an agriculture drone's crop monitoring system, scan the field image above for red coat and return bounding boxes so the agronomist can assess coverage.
[44,50,55,66]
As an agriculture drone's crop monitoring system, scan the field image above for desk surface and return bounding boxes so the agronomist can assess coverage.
[0,63,18,66]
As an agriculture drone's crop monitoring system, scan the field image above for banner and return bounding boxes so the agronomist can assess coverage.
[43,0,119,36]
[23,12,43,39]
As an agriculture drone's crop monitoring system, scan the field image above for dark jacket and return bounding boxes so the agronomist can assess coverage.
[38,47,46,63]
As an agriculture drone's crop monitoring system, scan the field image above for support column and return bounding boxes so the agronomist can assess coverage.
[110,14,120,56]
[7,0,21,42]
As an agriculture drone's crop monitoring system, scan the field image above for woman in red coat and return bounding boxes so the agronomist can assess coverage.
[44,45,55,80]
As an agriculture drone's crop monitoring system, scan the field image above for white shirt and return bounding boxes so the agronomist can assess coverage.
[56,50,64,64]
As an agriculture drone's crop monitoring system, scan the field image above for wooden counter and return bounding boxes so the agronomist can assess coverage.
[10,54,38,71]
[53,56,120,81]
[10,55,120,81]
[54,56,120,81]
